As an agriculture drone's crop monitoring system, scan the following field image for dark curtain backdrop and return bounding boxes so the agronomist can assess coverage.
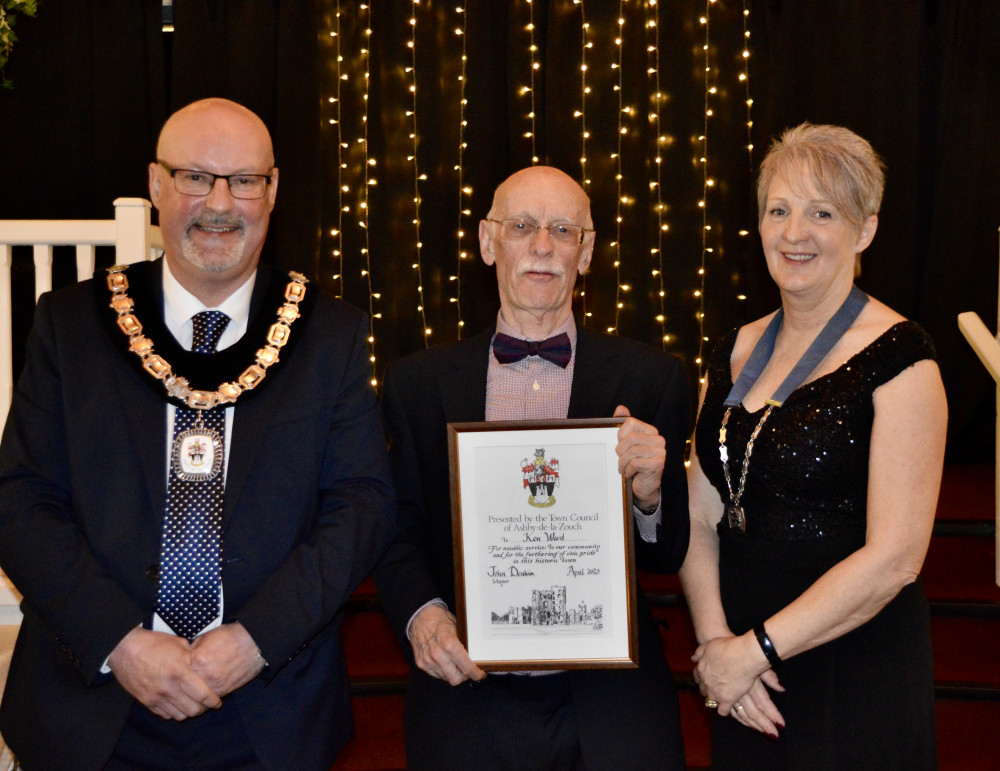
[0,0,996,460]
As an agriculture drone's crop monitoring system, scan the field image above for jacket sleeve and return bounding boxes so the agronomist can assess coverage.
[234,311,399,676]
[634,355,691,574]
[0,293,146,683]
[371,362,448,647]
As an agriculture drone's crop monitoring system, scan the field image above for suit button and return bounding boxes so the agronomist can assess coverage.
[146,564,160,581]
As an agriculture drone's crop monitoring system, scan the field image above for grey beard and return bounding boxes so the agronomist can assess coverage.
[180,232,245,273]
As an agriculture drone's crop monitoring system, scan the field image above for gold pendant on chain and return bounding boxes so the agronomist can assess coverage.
[171,426,224,482]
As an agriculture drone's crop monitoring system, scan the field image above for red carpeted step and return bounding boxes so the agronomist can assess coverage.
[341,610,410,679]
[935,463,993,521]
[934,699,1000,770]
[931,615,1000,686]
[653,604,699,674]
[330,695,406,771]
[923,536,1000,602]
[677,689,713,768]
[637,569,683,596]
[352,575,379,599]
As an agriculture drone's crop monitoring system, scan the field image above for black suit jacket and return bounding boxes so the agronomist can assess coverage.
[374,323,690,767]
[0,261,397,771]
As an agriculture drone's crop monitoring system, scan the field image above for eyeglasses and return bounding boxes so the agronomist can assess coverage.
[157,161,273,200]
[487,218,593,247]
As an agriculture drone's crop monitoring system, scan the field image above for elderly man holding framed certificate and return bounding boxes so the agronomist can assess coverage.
[375,165,690,770]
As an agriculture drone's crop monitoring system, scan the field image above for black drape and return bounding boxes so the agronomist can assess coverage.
[0,0,996,459]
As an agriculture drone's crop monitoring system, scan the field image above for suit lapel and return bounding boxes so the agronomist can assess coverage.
[113,261,169,521]
[438,326,493,424]
[117,369,169,517]
[568,326,622,419]
[219,266,282,526]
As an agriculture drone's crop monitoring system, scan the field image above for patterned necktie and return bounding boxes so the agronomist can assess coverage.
[492,331,573,368]
[155,310,230,640]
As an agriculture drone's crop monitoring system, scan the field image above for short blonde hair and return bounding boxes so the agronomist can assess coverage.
[756,123,885,231]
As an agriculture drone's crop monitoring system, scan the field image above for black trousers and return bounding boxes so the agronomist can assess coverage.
[405,670,586,771]
[104,699,263,771]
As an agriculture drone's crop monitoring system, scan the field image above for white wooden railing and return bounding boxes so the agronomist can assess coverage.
[957,226,1000,588]
[0,197,162,622]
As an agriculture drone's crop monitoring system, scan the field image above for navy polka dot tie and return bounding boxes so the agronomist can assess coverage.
[155,310,230,640]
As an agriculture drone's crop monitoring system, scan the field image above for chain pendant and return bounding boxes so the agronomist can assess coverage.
[171,423,224,482]
[727,505,746,534]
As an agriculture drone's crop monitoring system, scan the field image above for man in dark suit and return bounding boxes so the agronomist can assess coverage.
[0,98,396,770]
[375,166,689,769]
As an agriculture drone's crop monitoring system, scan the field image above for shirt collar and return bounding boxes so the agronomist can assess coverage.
[162,259,255,351]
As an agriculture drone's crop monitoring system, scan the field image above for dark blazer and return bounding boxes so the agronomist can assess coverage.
[375,323,690,769]
[0,261,397,771]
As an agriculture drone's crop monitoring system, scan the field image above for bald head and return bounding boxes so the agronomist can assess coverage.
[488,166,593,229]
[157,98,274,170]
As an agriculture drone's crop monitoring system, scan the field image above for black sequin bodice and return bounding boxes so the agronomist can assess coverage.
[697,321,936,540]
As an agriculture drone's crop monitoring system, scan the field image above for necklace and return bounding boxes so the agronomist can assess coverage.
[105,264,308,411]
[718,286,869,534]
[718,404,774,534]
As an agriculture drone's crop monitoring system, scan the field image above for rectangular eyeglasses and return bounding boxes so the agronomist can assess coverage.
[157,160,272,200]
[487,218,593,247]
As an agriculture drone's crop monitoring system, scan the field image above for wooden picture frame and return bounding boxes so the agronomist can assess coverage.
[447,418,639,670]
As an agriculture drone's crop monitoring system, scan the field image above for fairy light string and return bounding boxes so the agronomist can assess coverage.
[526,0,539,164]
[576,2,591,190]
[407,1,431,347]
[740,1,754,171]
[358,4,378,387]
[575,0,592,325]
[695,1,718,381]
[646,0,669,349]
[328,4,344,298]
[452,3,469,339]
[737,0,754,307]
[609,4,627,335]
[315,2,759,386]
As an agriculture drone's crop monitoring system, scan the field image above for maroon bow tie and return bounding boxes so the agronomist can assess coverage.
[492,332,572,368]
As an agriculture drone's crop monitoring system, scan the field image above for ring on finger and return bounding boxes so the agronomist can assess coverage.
[704,698,719,709]
[734,703,744,712]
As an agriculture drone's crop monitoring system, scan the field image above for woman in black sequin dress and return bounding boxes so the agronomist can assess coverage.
[679,124,947,770]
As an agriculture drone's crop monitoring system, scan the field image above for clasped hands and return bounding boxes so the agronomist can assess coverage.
[693,632,786,739]
[107,622,265,721]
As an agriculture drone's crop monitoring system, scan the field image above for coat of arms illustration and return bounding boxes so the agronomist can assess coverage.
[187,438,208,466]
[521,448,560,508]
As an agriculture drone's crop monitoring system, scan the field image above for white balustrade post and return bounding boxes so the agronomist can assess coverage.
[113,197,155,265]
[0,243,19,619]
[76,244,96,281]
[33,244,53,301]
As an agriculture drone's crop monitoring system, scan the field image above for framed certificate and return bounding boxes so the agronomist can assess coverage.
[447,418,638,670]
